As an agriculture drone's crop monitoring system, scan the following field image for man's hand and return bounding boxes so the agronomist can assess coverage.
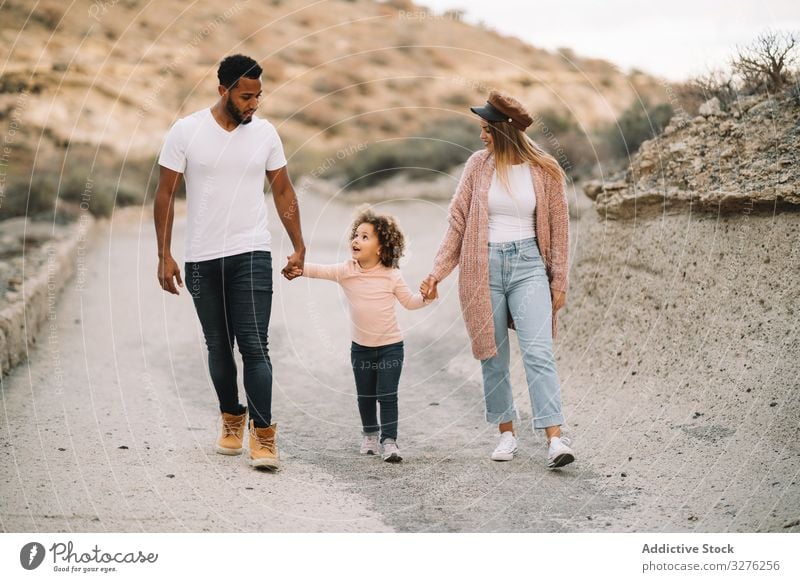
[158,256,183,295]
[551,289,566,312]
[153,165,183,293]
[420,275,439,300]
[281,248,305,280]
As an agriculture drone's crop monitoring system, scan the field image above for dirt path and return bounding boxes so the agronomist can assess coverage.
[2,190,798,532]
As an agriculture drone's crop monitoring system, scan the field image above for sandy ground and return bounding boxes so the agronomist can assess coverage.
[1,186,798,532]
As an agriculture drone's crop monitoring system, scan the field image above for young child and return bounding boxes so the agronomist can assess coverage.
[293,207,433,462]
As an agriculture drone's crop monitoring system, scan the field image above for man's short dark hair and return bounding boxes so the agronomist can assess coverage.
[217,54,262,90]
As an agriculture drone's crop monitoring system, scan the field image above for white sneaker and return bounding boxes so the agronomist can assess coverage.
[491,431,518,461]
[547,436,575,468]
[381,439,402,463]
[360,434,379,455]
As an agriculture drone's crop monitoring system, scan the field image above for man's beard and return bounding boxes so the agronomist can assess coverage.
[225,96,253,125]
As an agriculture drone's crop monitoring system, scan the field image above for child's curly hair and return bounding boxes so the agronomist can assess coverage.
[350,206,406,269]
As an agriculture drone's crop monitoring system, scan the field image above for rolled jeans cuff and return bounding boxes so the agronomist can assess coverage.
[532,412,565,430]
[485,407,518,425]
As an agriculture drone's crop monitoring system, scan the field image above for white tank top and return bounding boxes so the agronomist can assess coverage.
[487,163,536,243]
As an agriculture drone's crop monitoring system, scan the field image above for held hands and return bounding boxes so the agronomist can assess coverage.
[281,248,305,280]
[283,265,303,279]
[420,275,439,301]
[158,256,183,295]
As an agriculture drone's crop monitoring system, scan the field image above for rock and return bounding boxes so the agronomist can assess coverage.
[588,93,800,219]
[664,113,690,136]
[735,95,761,112]
[582,180,603,200]
[719,121,734,135]
[669,142,688,154]
[749,99,775,116]
[699,97,722,116]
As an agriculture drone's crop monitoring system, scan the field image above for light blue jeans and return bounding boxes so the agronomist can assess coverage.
[480,237,565,430]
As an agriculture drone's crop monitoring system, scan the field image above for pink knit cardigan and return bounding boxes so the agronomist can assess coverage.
[429,149,570,360]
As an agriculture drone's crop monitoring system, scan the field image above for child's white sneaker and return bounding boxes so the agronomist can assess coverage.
[381,439,402,463]
[491,431,518,461]
[360,434,379,455]
[547,436,575,469]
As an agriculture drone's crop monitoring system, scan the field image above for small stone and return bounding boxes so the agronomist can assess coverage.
[582,180,603,200]
[638,158,654,170]
[118,445,128,449]
[57,447,66,451]
[699,97,722,116]
[669,141,688,154]
[166,474,175,478]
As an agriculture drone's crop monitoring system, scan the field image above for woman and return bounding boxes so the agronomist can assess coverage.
[421,90,575,468]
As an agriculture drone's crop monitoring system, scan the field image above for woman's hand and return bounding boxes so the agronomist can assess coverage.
[551,289,566,311]
[420,275,439,300]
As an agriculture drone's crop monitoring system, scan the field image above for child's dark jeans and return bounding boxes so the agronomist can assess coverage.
[350,340,404,443]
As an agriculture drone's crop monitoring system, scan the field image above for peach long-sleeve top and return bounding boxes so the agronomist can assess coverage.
[302,259,429,347]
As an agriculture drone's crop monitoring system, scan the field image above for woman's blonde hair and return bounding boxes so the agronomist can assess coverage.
[487,121,565,190]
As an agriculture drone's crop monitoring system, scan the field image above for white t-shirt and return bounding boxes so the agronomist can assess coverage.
[487,163,537,243]
[158,108,287,262]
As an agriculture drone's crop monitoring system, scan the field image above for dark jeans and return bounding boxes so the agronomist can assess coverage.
[186,251,273,428]
[350,340,404,443]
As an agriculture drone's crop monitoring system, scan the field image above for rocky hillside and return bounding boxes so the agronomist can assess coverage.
[0,0,669,159]
[547,90,800,530]
[583,92,800,218]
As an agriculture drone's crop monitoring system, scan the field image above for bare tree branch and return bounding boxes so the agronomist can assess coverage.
[732,30,798,92]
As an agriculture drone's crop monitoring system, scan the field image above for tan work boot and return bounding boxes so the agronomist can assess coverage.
[215,409,247,455]
[248,419,279,469]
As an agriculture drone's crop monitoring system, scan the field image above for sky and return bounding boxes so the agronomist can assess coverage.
[418,0,800,80]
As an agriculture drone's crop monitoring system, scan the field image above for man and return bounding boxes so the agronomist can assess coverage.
[154,54,304,470]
